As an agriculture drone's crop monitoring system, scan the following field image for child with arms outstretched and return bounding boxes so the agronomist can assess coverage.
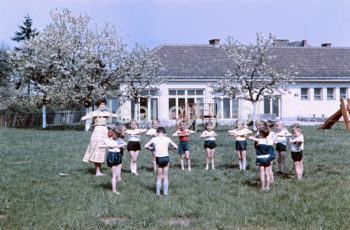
[275,121,292,174]
[200,122,217,170]
[102,127,127,195]
[228,121,252,170]
[125,120,147,175]
[289,126,304,180]
[145,127,178,196]
[172,121,196,171]
[146,120,160,172]
[249,127,274,191]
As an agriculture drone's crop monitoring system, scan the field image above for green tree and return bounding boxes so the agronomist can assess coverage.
[12,15,39,43]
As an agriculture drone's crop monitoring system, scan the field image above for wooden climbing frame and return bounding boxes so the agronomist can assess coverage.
[318,98,350,130]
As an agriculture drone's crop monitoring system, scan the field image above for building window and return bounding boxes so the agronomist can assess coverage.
[314,88,323,100]
[214,97,239,119]
[264,96,280,117]
[340,88,348,99]
[168,89,204,119]
[301,88,309,100]
[327,88,335,100]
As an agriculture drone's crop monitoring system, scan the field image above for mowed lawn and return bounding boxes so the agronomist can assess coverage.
[0,124,349,230]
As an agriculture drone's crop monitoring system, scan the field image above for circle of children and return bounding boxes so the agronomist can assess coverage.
[82,101,304,195]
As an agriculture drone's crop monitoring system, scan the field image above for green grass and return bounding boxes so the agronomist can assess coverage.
[0,125,350,229]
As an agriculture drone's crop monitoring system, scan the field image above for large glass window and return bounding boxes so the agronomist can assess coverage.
[231,99,239,118]
[340,88,348,99]
[214,98,222,119]
[168,89,205,119]
[214,97,239,119]
[264,96,280,117]
[314,88,322,100]
[223,98,231,119]
[327,88,335,100]
[301,88,309,100]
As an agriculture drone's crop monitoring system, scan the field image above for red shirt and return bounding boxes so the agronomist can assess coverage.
[179,130,189,142]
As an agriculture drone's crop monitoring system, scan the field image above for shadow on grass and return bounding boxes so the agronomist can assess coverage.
[95,182,111,191]
[218,163,236,170]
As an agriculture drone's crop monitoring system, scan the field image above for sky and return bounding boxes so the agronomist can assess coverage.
[1,0,350,49]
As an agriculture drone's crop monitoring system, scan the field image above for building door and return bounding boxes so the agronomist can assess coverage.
[264,96,280,117]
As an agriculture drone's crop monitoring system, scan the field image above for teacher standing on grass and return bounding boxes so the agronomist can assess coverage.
[81,98,118,176]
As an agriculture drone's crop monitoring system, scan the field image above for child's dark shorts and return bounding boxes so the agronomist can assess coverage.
[276,143,287,152]
[235,140,247,151]
[106,151,123,167]
[269,149,276,161]
[291,151,303,161]
[204,140,217,149]
[127,141,141,151]
[156,156,169,167]
[256,157,271,167]
[178,141,189,154]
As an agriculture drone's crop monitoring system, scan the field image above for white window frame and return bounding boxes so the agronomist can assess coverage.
[301,88,309,100]
[314,88,323,100]
[214,96,239,120]
[327,88,335,100]
[168,89,205,120]
[340,87,348,99]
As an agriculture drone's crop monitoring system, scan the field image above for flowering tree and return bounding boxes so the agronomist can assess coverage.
[10,8,125,129]
[0,44,14,105]
[119,43,164,121]
[212,33,296,129]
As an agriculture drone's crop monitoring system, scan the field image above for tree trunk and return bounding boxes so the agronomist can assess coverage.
[42,105,47,129]
[133,102,138,121]
[252,101,257,131]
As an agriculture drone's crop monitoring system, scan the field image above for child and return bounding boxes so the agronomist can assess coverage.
[125,120,147,175]
[200,122,217,170]
[289,126,304,180]
[172,121,196,171]
[228,121,252,170]
[117,125,127,181]
[102,127,127,195]
[145,127,178,196]
[275,121,292,174]
[266,120,276,182]
[146,120,160,172]
[249,127,273,191]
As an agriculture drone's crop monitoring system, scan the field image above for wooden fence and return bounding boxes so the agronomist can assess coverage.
[0,110,85,128]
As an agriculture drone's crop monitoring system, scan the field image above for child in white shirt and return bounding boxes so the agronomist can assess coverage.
[289,126,304,180]
[228,121,252,170]
[125,120,147,175]
[146,120,160,172]
[145,127,178,196]
[200,122,217,170]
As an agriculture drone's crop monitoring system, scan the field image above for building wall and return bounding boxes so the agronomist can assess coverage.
[117,80,350,124]
[281,82,350,119]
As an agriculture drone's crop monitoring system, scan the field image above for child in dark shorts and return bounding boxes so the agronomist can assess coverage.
[146,120,160,172]
[228,121,252,170]
[249,127,274,191]
[145,127,178,196]
[289,125,304,180]
[266,120,276,183]
[275,121,292,174]
[200,122,217,170]
[172,121,196,171]
[101,127,127,195]
[125,120,147,175]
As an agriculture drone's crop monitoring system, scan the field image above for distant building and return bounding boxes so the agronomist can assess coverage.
[117,39,350,125]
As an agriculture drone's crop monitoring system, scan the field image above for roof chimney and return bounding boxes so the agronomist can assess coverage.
[209,39,220,46]
[301,40,307,47]
[273,39,289,47]
[321,43,331,47]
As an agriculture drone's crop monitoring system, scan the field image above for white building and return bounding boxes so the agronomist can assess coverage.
[115,39,350,126]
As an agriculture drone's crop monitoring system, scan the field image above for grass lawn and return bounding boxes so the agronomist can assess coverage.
[0,124,349,229]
